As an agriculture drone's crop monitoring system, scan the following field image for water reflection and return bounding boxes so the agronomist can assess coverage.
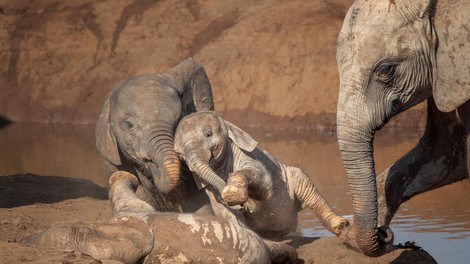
[0,123,469,263]
[0,123,106,186]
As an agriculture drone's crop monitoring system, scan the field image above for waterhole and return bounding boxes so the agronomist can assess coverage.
[0,123,468,263]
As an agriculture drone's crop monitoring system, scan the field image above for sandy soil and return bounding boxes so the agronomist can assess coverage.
[0,173,437,263]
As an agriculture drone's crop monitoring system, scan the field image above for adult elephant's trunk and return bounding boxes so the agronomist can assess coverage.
[147,124,180,194]
[336,100,385,256]
[186,153,226,195]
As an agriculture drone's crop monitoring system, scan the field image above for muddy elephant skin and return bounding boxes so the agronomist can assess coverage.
[174,110,349,239]
[24,171,298,264]
[95,58,214,212]
[335,0,470,256]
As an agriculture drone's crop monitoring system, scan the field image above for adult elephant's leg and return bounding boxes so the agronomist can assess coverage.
[377,98,469,227]
[457,100,470,176]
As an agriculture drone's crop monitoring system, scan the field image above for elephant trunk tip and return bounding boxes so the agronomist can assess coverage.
[163,159,181,183]
[155,158,181,194]
[352,226,387,257]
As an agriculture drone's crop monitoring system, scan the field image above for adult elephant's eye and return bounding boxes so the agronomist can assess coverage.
[376,63,395,79]
[204,128,213,138]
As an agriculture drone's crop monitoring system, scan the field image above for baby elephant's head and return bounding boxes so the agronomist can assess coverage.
[174,111,258,193]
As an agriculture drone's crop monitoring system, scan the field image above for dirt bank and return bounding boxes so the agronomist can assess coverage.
[0,0,425,131]
[0,173,436,263]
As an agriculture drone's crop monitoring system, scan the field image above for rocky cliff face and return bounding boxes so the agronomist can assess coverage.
[0,0,424,131]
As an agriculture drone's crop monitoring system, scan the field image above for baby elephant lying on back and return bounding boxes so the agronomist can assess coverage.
[25,171,297,264]
[174,111,349,238]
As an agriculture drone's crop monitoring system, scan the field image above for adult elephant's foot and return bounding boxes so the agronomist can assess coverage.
[222,173,249,206]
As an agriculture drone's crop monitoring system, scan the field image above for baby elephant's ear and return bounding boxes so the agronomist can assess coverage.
[96,98,122,165]
[225,120,258,152]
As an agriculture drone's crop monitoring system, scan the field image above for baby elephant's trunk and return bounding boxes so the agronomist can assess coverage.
[187,154,226,195]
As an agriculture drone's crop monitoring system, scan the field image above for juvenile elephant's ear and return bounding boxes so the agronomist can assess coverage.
[225,120,258,152]
[95,98,121,165]
[433,3,470,112]
[169,58,214,115]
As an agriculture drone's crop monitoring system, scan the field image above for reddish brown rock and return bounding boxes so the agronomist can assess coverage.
[0,0,425,130]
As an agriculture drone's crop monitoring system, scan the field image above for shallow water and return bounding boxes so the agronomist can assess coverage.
[0,123,469,263]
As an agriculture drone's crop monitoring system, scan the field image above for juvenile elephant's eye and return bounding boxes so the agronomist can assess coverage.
[122,120,135,131]
[204,129,213,138]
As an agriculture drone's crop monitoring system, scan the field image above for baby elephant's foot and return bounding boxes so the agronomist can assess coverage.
[329,216,350,236]
[222,184,248,206]
[222,174,249,206]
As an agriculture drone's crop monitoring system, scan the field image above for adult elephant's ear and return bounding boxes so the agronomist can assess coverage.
[225,120,258,152]
[96,98,121,165]
[169,58,215,115]
[433,2,470,112]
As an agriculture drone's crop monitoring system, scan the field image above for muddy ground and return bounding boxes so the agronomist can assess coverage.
[0,173,436,263]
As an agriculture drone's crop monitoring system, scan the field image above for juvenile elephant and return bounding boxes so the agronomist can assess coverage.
[336,0,470,256]
[174,111,349,238]
[25,171,298,264]
[96,58,214,211]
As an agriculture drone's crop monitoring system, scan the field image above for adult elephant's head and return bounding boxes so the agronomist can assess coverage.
[336,0,470,256]
[96,58,214,194]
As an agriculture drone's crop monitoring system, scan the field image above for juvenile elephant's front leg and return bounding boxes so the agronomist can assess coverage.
[104,161,162,211]
[288,166,349,236]
[222,169,273,206]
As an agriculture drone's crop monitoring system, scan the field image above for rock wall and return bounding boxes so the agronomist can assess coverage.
[0,0,425,131]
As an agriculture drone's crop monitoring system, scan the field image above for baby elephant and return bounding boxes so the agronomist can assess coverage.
[25,171,297,264]
[174,111,349,238]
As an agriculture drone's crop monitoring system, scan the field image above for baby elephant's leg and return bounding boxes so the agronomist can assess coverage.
[264,240,298,264]
[288,166,349,235]
[222,170,250,205]
[24,217,153,263]
[222,169,273,206]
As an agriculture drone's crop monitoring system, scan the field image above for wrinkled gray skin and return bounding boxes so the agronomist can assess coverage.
[25,171,298,264]
[96,58,214,212]
[174,111,349,239]
[336,0,470,256]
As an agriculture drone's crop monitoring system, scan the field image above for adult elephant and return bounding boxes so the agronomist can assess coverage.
[96,58,214,212]
[336,0,470,257]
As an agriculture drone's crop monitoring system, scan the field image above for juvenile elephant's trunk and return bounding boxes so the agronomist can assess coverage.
[187,153,226,195]
[148,125,180,194]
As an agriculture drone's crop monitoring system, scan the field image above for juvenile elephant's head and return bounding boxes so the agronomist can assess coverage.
[96,58,214,194]
[174,111,258,194]
[336,0,470,256]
